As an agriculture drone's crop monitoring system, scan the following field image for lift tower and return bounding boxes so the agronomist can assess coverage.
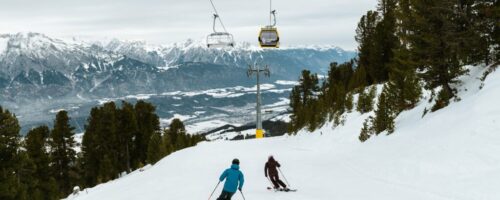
[247,65,270,139]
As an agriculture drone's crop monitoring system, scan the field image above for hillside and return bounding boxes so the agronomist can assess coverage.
[66,65,500,200]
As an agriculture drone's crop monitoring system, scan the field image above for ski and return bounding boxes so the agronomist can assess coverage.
[267,187,297,192]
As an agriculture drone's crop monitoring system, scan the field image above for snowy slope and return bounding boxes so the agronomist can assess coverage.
[66,65,500,200]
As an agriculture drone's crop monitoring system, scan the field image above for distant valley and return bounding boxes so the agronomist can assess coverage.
[0,33,356,134]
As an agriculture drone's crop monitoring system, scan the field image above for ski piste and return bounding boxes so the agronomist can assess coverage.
[267,187,297,192]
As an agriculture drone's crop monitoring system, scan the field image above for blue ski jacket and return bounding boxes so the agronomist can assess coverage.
[219,164,244,193]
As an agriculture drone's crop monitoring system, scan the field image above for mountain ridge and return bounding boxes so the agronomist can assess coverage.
[0,32,356,134]
[0,32,356,102]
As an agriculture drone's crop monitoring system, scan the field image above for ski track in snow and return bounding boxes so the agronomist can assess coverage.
[66,65,500,200]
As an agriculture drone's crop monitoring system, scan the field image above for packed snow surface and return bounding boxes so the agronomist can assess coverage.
[67,66,500,200]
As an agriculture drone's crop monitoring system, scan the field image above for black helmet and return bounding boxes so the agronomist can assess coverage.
[232,158,240,165]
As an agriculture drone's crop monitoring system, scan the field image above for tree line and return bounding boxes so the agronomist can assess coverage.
[0,100,203,199]
[289,0,498,141]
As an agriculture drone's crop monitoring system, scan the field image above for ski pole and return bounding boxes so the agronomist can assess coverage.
[266,176,274,189]
[239,190,246,200]
[208,181,220,200]
[278,168,291,187]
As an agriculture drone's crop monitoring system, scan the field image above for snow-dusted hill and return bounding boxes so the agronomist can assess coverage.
[66,65,500,200]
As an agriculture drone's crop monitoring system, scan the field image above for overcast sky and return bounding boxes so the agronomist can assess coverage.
[0,0,377,50]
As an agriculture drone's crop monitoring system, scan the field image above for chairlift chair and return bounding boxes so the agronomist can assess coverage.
[207,32,234,48]
[207,14,234,48]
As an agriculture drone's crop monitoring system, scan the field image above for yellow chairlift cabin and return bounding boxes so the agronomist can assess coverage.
[258,0,279,48]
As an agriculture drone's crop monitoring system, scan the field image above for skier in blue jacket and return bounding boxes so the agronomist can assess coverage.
[217,158,245,200]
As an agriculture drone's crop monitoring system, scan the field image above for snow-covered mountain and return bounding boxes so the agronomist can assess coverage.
[65,65,500,200]
[0,33,354,102]
[104,38,354,75]
[0,32,355,133]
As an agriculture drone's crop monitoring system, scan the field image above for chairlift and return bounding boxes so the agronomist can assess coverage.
[259,26,279,48]
[258,1,280,48]
[206,1,234,48]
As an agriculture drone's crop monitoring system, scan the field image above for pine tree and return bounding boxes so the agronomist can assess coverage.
[168,118,185,146]
[356,89,368,113]
[333,83,347,114]
[81,101,161,188]
[383,0,422,113]
[385,70,422,113]
[0,106,24,200]
[99,102,119,180]
[432,88,453,111]
[24,126,59,200]
[116,101,137,173]
[488,1,500,62]
[373,0,399,82]
[134,101,160,165]
[147,132,166,164]
[345,92,354,113]
[162,132,174,157]
[97,155,113,183]
[386,44,422,113]
[288,87,304,132]
[409,0,468,111]
[288,70,320,133]
[322,61,353,120]
[356,10,381,85]
[373,86,395,134]
[368,85,377,103]
[452,0,493,65]
[50,110,78,196]
[356,86,376,113]
[358,117,373,142]
[16,151,34,200]
[348,64,368,92]
[81,107,101,187]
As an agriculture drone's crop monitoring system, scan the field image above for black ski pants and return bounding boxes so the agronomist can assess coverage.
[217,190,235,200]
[270,174,287,189]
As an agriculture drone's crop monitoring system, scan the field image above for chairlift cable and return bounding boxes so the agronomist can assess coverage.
[209,0,229,33]
[270,0,272,26]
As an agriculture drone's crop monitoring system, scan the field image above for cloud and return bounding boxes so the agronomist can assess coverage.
[0,0,377,50]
